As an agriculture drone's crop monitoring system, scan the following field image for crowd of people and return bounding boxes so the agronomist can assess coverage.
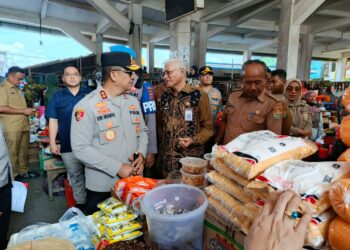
[0,51,343,249]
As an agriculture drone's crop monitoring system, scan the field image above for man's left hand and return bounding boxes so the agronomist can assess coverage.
[178,137,194,148]
[130,153,145,175]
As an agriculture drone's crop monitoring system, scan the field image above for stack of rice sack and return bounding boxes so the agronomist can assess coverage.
[91,197,143,246]
[328,177,350,250]
[204,130,350,249]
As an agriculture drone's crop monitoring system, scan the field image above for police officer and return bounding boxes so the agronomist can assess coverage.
[70,52,148,215]
[215,60,283,145]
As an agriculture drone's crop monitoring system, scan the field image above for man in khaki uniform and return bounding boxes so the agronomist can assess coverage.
[71,52,148,215]
[159,58,213,176]
[0,67,36,179]
[215,60,283,145]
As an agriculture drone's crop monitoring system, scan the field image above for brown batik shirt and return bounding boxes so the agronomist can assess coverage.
[159,83,213,172]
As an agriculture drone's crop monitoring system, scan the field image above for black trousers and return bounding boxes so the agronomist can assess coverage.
[83,189,110,215]
[0,181,12,250]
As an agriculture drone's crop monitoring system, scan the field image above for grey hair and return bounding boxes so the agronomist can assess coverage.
[164,58,186,71]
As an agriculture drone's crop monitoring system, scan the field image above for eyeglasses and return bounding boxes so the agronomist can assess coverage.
[111,70,133,77]
[286,86,301,92]
[64,73,80,78]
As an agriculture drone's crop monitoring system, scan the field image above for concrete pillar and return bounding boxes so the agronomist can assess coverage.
[297,31,313,81]
[128,4,142,66]
[95,33,103,67]
[277,0,300,79]
[192,21,208,68]
[243,50,252,62]
[148,42,155,73]
[169,15,191,68]
[336,58,343,81]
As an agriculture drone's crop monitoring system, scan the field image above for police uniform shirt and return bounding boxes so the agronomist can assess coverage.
[70,86,148,192]
[46,87,91,153]
[222,88,283,144]
[199,85,222,124]
[0,80,29,132]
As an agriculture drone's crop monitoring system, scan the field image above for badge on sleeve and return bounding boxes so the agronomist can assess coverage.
[95,102,106,108]
[100,90,108,100]
[273,108,283,120]
[74,108,85,121]
[185,108,193,121]
[104,130,116,141]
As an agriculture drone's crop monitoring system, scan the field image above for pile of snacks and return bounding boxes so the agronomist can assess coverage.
[179,157,207,187]
[114,176,158,207]
[91,197,143,246]
[205,130,350,249]
[103,240,151,250]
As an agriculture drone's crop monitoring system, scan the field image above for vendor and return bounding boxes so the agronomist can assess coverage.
[70,52,148,215]
[284,79,312,138]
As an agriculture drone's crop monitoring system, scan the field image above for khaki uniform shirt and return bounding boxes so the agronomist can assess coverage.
[70,86,148,192]
[222,89,283,144]
[288,100,313,137]
[199,85,222,125]
[159,83,213,172]
[0,80,29,132]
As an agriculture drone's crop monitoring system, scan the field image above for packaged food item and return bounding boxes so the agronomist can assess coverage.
[206,171,251,204]
[213,130,317,179]
[328,216,350,250]
[104,240,151,250]
[246,160,350,215]
[180,169,206,187]
[207,196,251,234]
[340,115,350,146]
[329,178,350,223]
[211,157,250,187]
[92,210,105,222]
[305,210,335,249]
[338,148,350,162]
[94,211,138,227]
[179,157,207,174]
[108,230,143,244]
[115,176,158,207]
[105,221,142,238]
[7,237,75,250]
[97,197,127,215]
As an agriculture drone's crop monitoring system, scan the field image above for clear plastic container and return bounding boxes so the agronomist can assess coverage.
[141,184,208,250]
[179,157,207,174]
[203,153,214,171]
[180,168,206,188]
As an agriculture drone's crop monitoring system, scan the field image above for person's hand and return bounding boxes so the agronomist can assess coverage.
[23,108,35,116]
[244,190,312,250]
[50,143,61,155]
[129,153,144,175]
[118,163,134,178]
[178,137,194,149]
[145,153,155,168]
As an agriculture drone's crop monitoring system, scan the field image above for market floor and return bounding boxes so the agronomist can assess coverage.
[7,163,67,240]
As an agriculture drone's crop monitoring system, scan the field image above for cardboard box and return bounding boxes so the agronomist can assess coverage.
[203,208,245,250]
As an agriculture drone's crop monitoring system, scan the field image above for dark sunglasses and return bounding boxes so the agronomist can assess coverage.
[111,69,133,77]
[286,86,301,92]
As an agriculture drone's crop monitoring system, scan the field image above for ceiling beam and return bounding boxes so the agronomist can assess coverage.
[293,0,325,25]
[238,19,279,32]
[311,17,350,34]
[320,40,350,52]
[0,7,96,51]
[41,0,49,19]
[96,18,111,34]
[95,3,128,34]
[230,0,280,27]
[207,26,226,38]
[87,0,130,34]
[314,30,350,40]
[143,18,168,30]
[149,30,170,43]
[201,0,264,22]
[317,9,350,18]
[48,0,96,12]
[243,31,260,39]
[249,37,278,50]
[141,0,164,12]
